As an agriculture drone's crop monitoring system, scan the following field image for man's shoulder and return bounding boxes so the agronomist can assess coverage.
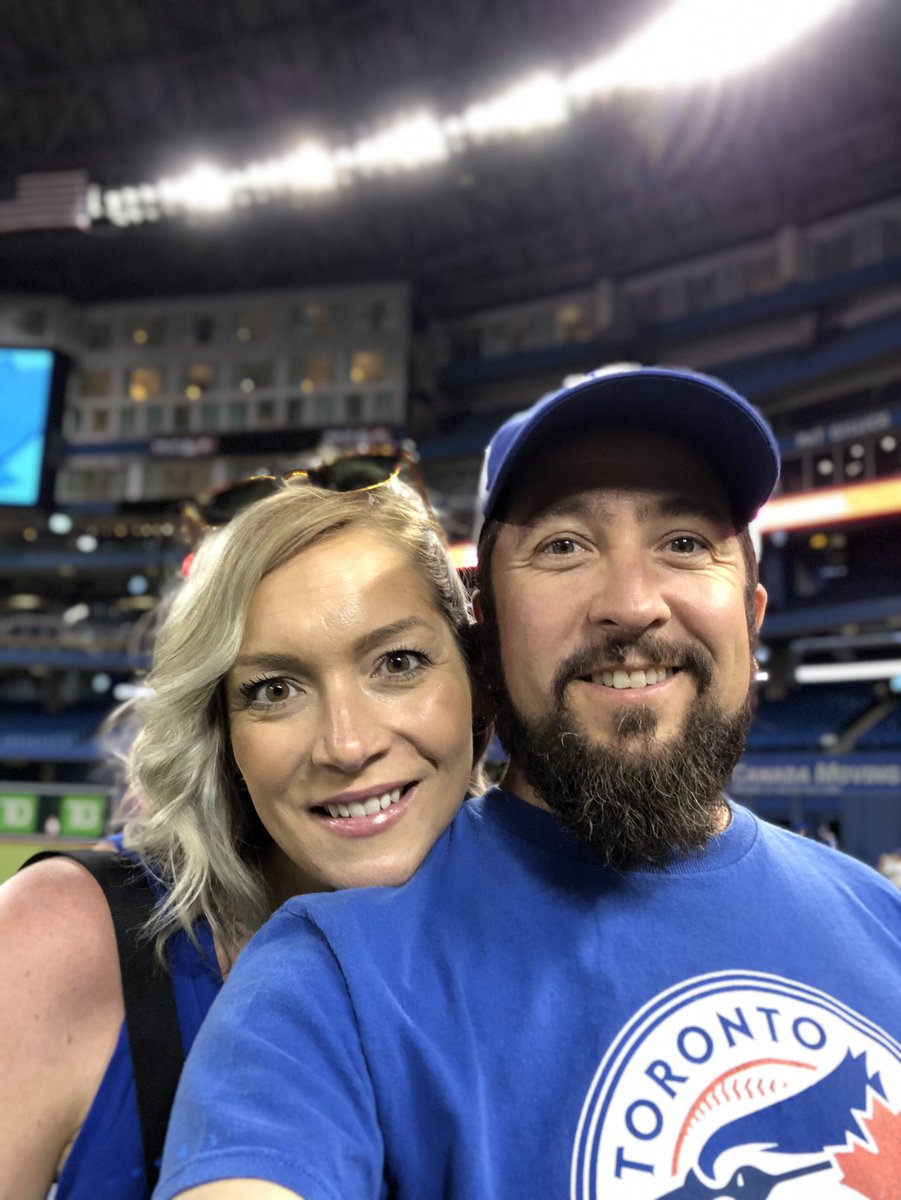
[224,799,504,998]
[281,796,496,926]
[750,808,901,902]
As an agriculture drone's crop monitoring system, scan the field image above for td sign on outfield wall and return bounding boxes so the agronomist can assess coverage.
[0,791,107,837]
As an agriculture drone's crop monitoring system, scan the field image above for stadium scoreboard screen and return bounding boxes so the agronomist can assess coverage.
[0,346,68,508]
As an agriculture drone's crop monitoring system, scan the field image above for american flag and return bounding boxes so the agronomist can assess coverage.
[0,170,90,234]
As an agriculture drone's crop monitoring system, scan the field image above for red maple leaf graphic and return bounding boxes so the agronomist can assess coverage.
[834,1098,901,1200]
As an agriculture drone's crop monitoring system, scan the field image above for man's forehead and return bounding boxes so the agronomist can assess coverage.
[501,428,733,523]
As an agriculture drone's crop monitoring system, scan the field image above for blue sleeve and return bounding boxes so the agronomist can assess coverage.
[154,908,385,1200]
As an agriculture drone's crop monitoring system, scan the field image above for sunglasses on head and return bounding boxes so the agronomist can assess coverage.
[181,448,430,540]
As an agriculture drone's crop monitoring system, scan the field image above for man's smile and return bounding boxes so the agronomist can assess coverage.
[577,666,679,690]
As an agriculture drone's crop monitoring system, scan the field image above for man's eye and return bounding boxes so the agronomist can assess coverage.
[668,535,705,554]
[541,538,582,556]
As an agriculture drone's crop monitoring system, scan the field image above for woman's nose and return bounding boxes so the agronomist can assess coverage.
[309,687,391,775]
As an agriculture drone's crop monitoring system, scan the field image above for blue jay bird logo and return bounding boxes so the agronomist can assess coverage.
[655,1160,831,1199]
[654,1052,888,1197]
[571,973,901,1200]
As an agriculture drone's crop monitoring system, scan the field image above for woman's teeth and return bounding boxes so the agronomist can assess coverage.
[596,667,675,690]
[324,787,403,819]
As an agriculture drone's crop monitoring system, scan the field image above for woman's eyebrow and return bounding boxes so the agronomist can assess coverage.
[230,651,309,673]
[352,616,433,657]
[230,617,434,674]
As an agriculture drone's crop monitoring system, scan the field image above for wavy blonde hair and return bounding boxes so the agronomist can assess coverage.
[124,480,484,960]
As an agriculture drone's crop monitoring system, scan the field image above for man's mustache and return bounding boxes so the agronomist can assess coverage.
[553,634,715,703]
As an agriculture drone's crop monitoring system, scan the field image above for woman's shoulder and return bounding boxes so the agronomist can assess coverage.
[3,851,119,950]
[0,854,124,1039]
[0,855,126,1190]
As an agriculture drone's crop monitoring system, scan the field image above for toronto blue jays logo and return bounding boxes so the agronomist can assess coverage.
[571,972,901,1199]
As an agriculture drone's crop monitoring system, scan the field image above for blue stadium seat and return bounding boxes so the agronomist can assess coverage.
[747,683,877,751]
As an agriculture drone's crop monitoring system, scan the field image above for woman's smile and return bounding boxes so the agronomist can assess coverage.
[308,781,417,837]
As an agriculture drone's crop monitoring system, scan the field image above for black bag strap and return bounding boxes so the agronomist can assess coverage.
[22,848,185,1193]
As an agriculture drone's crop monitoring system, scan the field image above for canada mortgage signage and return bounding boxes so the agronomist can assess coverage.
[731,754,901,800]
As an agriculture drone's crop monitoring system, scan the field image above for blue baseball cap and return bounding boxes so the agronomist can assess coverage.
[480,365,780,527]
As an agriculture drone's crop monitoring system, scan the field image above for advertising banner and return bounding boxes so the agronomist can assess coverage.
[731,753,901,801]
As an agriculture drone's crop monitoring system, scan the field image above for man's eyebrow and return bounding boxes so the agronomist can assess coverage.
[516,495,594,530]
[516,493,731,531]
[229,617,434,674]
[636,495,734,529]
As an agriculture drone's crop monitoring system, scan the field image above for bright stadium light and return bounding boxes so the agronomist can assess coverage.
[160,163,234,213]
[795,660,901,684]
[451,72,570,141]
[280,142,339,191]
[243,142,339,195]
[349,111,449,173]
[97,0,861,225]
[567,0,857,98]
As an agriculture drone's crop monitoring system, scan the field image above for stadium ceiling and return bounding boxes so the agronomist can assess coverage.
[2,0,901,316]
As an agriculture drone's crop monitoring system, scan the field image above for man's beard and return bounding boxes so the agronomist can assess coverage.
[490,632,754,871]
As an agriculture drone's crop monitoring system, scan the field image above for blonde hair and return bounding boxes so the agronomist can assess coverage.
[124,481,483,960]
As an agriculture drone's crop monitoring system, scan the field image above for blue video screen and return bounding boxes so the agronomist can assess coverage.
[0,347,64,507]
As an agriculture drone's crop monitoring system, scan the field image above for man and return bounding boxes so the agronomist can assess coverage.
[157,366,901,1200]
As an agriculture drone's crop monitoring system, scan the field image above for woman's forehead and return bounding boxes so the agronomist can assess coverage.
[247,525,439,626]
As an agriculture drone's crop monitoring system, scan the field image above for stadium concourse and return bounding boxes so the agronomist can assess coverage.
[0,0,901,877]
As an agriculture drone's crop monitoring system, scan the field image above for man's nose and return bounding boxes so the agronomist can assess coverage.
[310,686,391,775]
[585,553,671,633]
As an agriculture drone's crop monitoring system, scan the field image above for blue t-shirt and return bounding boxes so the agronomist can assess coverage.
[55,841,222,1199]
[157,790,901,1200]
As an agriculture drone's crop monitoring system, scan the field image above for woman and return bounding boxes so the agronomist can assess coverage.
[0,477,490,1200]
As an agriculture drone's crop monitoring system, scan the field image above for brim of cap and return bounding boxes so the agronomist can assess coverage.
[484,369,780,527]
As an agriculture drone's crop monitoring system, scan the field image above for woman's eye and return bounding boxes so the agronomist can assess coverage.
[240,677,298,707]
[380,650,428,677]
